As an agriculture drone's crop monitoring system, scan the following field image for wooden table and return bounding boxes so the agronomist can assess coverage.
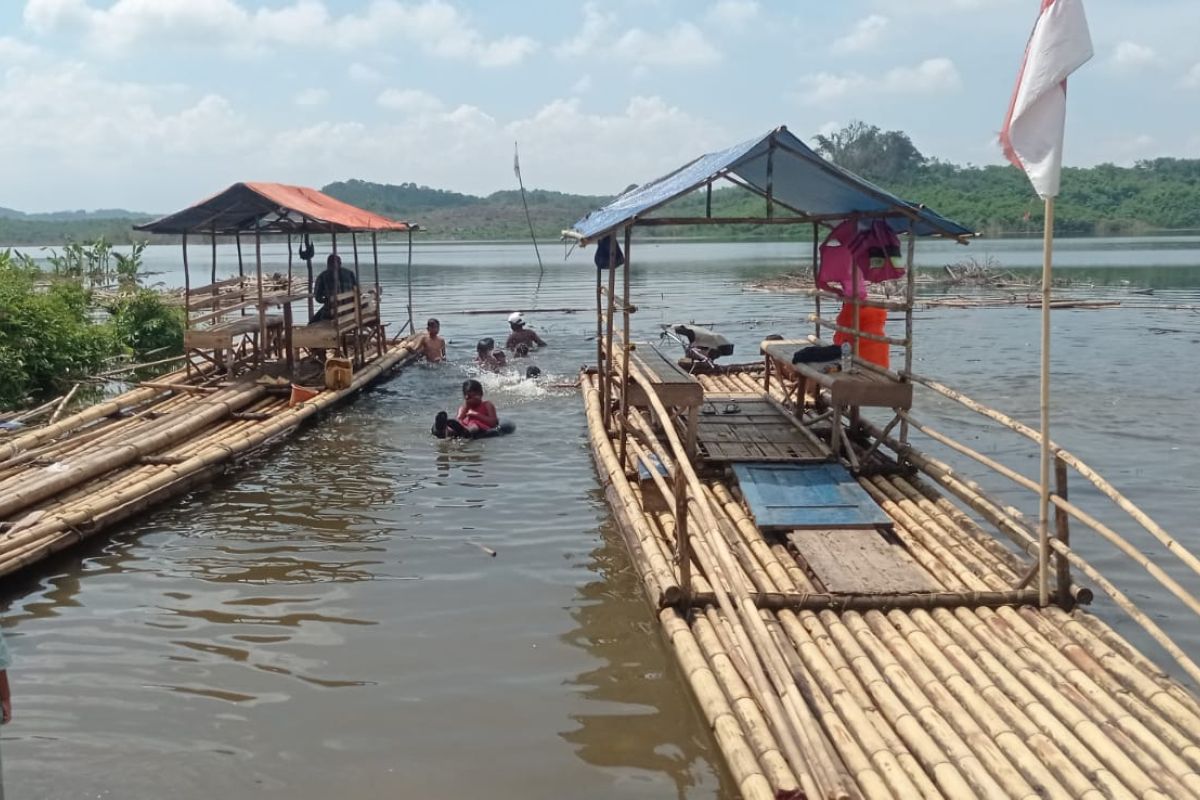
[761,339,912,462]
[627,344,703,456]
[259,291,310,374]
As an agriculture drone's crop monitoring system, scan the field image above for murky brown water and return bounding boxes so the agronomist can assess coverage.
[2,238,1198,798]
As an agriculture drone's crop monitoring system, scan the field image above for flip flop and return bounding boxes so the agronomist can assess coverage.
[722,402,741,415]
[702,402,719,416]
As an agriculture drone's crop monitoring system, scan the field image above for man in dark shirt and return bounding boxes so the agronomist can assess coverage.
[312,254,358,322]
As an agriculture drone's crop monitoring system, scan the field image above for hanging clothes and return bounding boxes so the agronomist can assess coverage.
[594,235,625,270]
[816,218,906,298]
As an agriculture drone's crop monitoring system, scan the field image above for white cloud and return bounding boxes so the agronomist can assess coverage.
[377,88,444,114]
[555,2,614,59]
[1180,62,1200,89]
[1110,41,1160,72]
[294,88,329,107]
[831,15,888,54]
[816,120,842,138]
[615,23,721,67]
[348,62,383,83]
[557,6,720,68]
[798,57,961,103]
[704,0,759,30]
[23,0,539,67]
[571,74,593,94]
[0,36,39,61]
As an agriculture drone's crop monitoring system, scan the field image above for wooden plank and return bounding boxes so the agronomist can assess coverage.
[696,395,828,463]
[732,462,893,530]
[788,528,937,594]
[627,344,702,409]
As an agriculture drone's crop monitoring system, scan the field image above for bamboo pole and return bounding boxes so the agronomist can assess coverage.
[627,362,852,798]
[602,235,618,431]
[406,229,414,334]
[1037,196,1055,606]
[48,383,80,424]
[618,225,632,465]
[812,223,821,340]
[901,224,916,443]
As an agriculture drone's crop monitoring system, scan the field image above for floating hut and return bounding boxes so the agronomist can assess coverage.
[0,183,424,578]
[566,126,1200,799]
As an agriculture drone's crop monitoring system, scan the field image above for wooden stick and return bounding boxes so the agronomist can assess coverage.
[48,383,81,425]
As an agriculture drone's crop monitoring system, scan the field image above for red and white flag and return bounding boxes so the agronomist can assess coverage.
[1000,0,1093,198]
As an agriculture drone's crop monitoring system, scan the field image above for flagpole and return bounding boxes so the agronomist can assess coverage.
[1038,195,1055,606]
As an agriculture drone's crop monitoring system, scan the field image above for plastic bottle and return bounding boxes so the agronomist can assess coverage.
[840,341,853,373]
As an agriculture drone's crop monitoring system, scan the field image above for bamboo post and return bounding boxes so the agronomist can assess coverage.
[603,234,618,431]
[618,225,632,466]
[1054,456,1071,607]
[255,228,265,367]
[372,232,383,355]
[406,229,414,334]
[286,233,293,290]
[673,464,690,596]
[811,223,820,339]
[1038,196,1055,607]
[352,232,364,365]
[235,231,245,317]
[305,231,315,319]
[901,223,916,443]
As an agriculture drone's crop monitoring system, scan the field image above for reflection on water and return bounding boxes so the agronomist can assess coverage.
[1,237,1198,798]
[561,503,733,799]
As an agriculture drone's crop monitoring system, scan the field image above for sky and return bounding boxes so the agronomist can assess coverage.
[0,0,1197,212]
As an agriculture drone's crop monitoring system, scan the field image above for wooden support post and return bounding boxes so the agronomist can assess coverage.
[673,465,690,597]
[183,234,192,377]
[811,223,820,339]
[603,231,618,431]
[304,231,315,320]
[1055,455,1071,607]
[372,232,383,355]
[286,233,293,291]
[705,181,712,218]
[406,229,414,334]
[255,228,265,367]
[901,225,916,443]
[352,232,363,365]
[765,135,775,219]
[618,225,632,466]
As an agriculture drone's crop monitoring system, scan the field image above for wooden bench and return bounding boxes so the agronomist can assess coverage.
[762,339,913,465]
[184,314,285,373]
[291,289,382,364]
[627,344,703,455]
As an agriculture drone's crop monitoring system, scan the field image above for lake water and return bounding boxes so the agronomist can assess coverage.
[1,236,1198,799]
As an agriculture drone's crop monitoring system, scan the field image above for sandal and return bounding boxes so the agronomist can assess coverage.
[722,402,741,415]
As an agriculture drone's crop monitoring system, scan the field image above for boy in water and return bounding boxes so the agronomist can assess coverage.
[418,318,446,362]
[505,312,546,352]
[433,379,500,438]
[475,338,506,370]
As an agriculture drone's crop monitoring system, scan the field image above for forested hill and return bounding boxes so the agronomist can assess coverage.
[2,123,1197,245]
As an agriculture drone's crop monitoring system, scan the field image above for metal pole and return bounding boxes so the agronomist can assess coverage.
[1038,196,1056,607]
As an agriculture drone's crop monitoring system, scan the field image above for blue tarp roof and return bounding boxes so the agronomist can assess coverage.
[567,126,973,242]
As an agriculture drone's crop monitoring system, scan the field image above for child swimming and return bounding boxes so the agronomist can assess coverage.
[432,379,500,439]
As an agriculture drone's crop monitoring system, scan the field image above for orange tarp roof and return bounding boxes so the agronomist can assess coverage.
[135,181,413,235]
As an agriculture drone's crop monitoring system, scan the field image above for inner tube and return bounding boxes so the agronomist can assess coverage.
[471,420,517,439]
[433,418,517,440]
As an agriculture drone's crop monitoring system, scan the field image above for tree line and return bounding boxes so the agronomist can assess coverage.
[2,123,1196,245]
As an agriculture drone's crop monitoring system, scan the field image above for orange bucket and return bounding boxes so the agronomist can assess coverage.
[833,304,890,368]
[289,384,321,407]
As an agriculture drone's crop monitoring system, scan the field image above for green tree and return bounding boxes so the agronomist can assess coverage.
[813,121,927,182]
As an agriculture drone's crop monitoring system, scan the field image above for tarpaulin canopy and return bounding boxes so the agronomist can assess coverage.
[135,182,413,235]
[567,126,973,243]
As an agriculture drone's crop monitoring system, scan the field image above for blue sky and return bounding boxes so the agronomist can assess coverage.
[0,0,1196,212]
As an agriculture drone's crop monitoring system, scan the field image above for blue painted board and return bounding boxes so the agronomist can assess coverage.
[731,462,893,530]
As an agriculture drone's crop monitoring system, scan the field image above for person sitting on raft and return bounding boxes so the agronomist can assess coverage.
[311,254,358,322]
[505,312,546,352]
[475,338,506,369]
[418,317,446,362]
[433,379,500,439]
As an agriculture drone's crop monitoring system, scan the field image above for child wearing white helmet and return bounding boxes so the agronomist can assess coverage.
[505,311,546,352]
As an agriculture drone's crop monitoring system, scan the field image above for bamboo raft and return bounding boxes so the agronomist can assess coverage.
[584,364,1200,800]
[567,127,1200,799]
[0,335,423,578]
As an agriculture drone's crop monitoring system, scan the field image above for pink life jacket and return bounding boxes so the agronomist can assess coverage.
[816,219,905,298]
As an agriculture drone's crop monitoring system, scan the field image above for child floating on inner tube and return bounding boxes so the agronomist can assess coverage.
[433,379,512,439]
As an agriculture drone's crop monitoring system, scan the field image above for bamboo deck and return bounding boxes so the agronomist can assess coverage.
[0,334,423,579]
[583,367,1200,800]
